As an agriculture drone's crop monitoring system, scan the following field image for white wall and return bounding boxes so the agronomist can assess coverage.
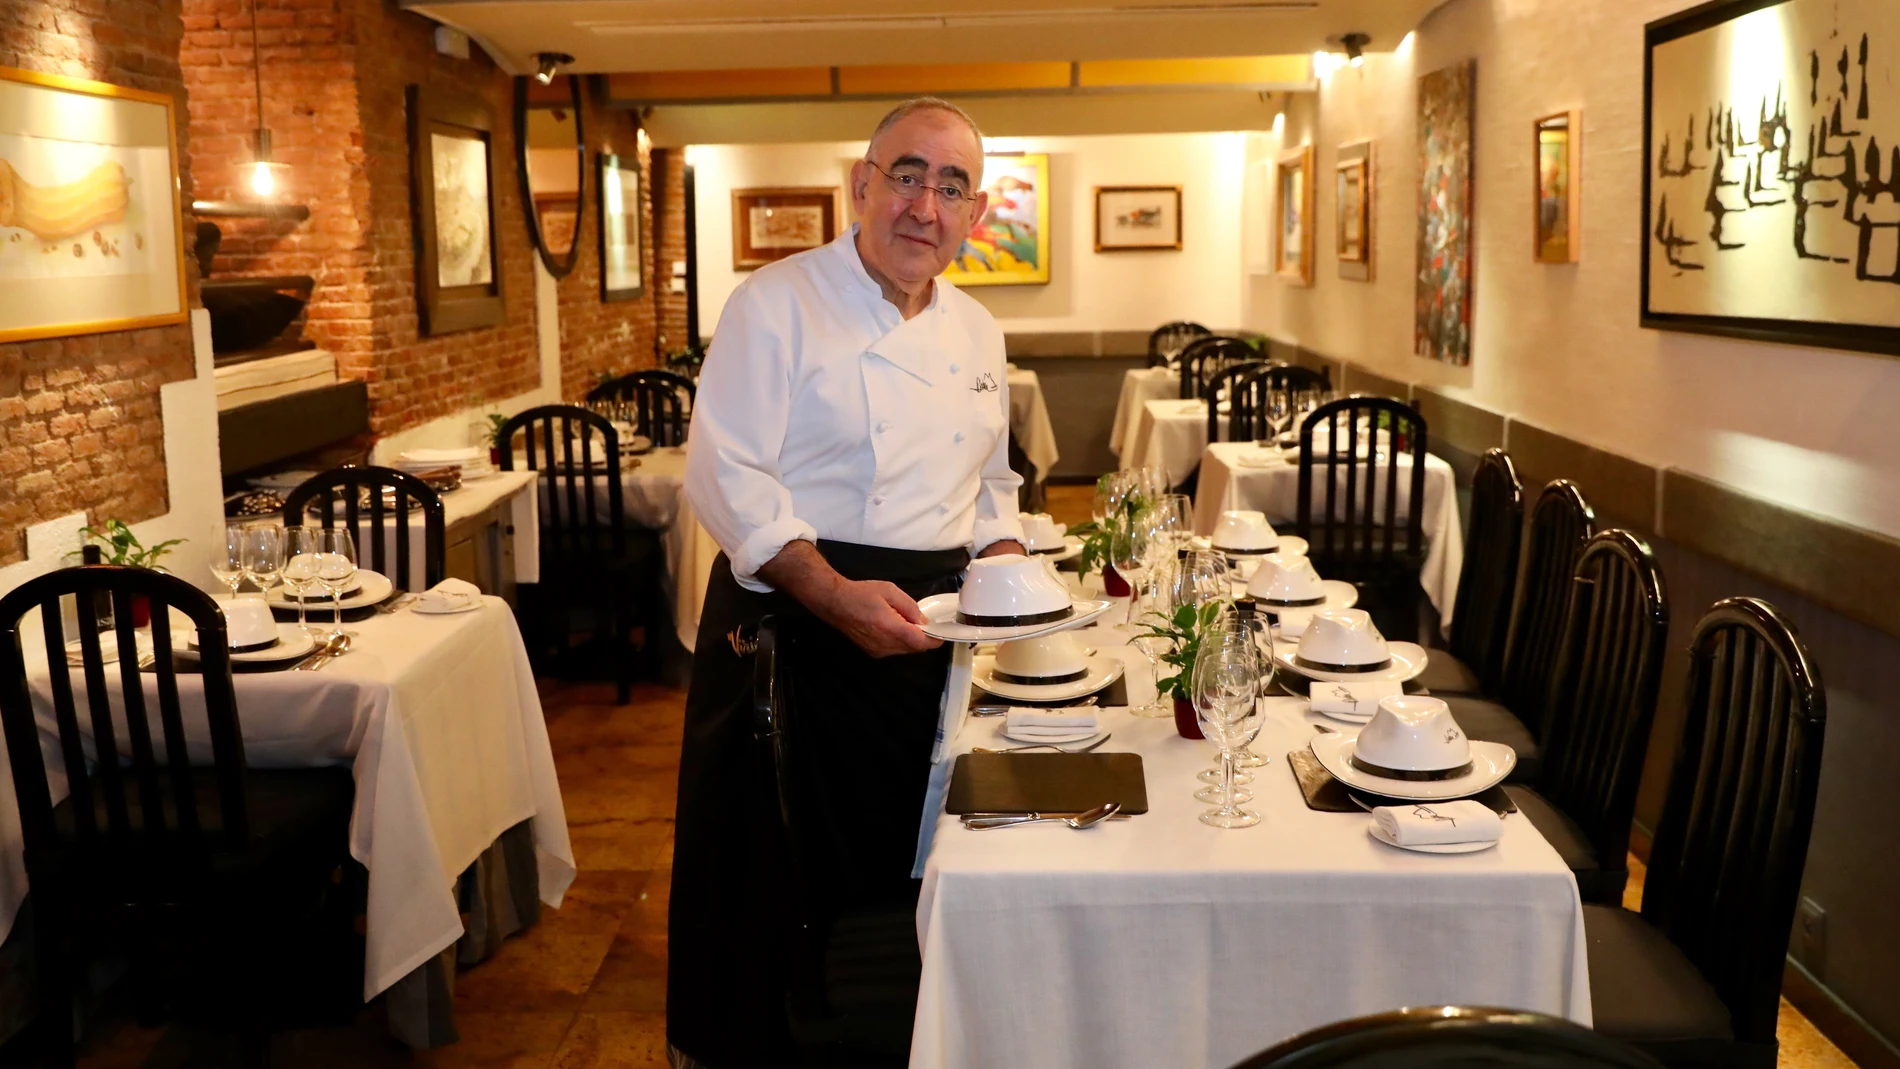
[1243,1,1900,540]
[691,131,1249,336]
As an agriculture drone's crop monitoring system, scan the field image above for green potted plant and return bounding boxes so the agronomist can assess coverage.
[486,412,509,465]
[1067,475,1150,596]
[76,520,185,627]
[1134,599,1225,739]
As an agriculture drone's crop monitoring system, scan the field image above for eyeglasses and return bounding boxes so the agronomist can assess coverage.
[864,159,975,211]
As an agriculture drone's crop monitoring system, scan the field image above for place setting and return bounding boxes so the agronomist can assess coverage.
[1201,509,1309,567]
[917,552,1112,643]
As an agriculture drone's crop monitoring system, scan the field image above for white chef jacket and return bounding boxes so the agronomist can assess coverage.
[686,225,1025,592]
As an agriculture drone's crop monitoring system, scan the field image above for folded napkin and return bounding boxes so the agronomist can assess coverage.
[1372,799,1502,846]
[415,578,482,611]
[400,446,483,463]
[1004,708,1100,737]
[1274,608,1316,637]
[1308,679,1402,717]
[1234,451,1285,469]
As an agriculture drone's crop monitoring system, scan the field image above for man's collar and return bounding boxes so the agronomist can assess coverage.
[835,223,940,318]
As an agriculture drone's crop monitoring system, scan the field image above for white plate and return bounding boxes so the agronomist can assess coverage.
[1244,577,1357,613]
[918,594,1113,643]
[1313,705,1377,725]
[412,596,482,615]
[1026,537,1083,564]
[176,623,317,665]
[1273,641,1429,684]
[999,724,1103,745]
[1366,821,1498,854]
[63,632,152,667]
[972,654,1124,703]
[1194,535,1311,560]
[1310,732,1516,802]
[266,570,395,612]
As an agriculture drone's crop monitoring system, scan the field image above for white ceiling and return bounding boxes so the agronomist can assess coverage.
[401,0,1442,76]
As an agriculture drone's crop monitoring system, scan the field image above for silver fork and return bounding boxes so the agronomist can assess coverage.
[970,696,1098,718]
[972,732,1113,755]
[375,593,418,614]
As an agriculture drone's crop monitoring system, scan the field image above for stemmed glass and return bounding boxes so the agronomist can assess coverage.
[1109,507,1157,627]
[210,523,246,601]
[1150,493,1193,557]
[239,525,284,602]
[1265,391,1293,445]
[313,529,358,640]
[282,527,322,634]
[1127,565,1174,718]
[1217,611,1275,770]
[1192,633,1267,828]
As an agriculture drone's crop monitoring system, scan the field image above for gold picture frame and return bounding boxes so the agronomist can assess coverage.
[944,152,1050,286]
[1273,144,1315,286]
[1094,185,1182,251]
[731,187,838,270]
[1335,140,1375,281]
[1534,109,1582,263]
[0,66,188,344]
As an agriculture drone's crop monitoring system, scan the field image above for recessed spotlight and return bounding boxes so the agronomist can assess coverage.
[533,52,575,86]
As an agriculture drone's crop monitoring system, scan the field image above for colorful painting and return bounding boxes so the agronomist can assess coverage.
[1643,0,1900,355]
[1416,60,1477,366]
[730,187,836,270]
[1274,145,1315,286]
[1094,185,1182,251]
[1535,110,1581,263]
[944,152,1049,286]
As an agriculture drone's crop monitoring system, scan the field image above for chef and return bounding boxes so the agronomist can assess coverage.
[667,98,1026,1068]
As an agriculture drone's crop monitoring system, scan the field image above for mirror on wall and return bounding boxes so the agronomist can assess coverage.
[515,74,585,278]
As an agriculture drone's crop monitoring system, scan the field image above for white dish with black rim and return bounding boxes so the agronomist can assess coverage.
[175,623,318,665]
[1309,731,1515,802]
[1195,535,1310,561]
[972,653,1124,703]
[917,594,1113,643]
[1274,641,1428,684]
[1246,578,1358,616]
[1365,821,1498,854]
[265,570,395,613]
[1029,537,1084,565]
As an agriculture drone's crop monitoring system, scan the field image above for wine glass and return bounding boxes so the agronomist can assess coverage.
[210,523,246,600]
[1192,634,1267,828]
[239,524,285,602]
[1126,566,1174,719]
[1150,493,1193,557]
[1109,508,1157,626]
[1216,611,1276,770]
[1265,391,1292,445]
[313,528,358,639]
[282,527,322,635]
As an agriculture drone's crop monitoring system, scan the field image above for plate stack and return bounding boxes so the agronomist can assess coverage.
[395,446,495,485]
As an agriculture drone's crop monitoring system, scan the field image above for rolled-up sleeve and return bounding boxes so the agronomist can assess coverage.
[684,286,817,592]
[971,350,1025,555]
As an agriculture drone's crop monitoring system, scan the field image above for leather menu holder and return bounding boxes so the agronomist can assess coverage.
[1286,748,1515,815]
[946,752,1149,816]
[972,674,1129,707]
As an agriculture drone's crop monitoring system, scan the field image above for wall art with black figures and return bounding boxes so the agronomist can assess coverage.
[1644,0,1900,355]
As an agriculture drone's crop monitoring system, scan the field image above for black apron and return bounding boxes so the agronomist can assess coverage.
[666,539,968,1067]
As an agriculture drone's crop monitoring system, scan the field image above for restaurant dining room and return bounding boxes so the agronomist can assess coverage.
[4,0,1900,1066]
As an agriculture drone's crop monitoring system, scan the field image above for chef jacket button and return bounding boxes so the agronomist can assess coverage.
[949,363,960,374]
[875,421,890,434]
[938,503,950,514]
[872,495,886,506]
[953,431,965,444]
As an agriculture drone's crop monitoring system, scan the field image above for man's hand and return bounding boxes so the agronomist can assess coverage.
[978,540,1027,558]
[758,540,942,658]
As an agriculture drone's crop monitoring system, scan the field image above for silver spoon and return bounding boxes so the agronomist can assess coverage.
[969,696,1098,718]
[973,732,1112,755]
[963,801,1122,830]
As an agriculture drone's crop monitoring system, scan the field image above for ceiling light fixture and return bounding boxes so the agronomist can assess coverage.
[533,52,575,85]
[1340,32,1370,66]
[247,0,289,199]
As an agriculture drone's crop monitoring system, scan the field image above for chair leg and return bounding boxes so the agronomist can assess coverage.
[242,1029,272,1069]
[29,897,76,1069]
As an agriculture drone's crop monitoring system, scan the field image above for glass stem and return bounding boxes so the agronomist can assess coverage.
[296,586,307,632]
[1220,751,1237,816]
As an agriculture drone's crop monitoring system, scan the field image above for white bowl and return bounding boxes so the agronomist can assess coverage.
[1210,510,1277,553]
[1355,696,1471,773]
[1018,512,1068,553]
[222,598,280,651]
[1295,608,1390,669]
[957,554,1074,626]
[993,631,1090,683]
[1247,553,1328,606]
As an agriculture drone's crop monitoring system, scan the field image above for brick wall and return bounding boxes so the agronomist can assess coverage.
[653,148,691,350]
[0,0,197,566]
[556,102,658,401]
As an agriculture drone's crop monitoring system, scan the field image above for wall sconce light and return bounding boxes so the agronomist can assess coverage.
[533,52,575,86]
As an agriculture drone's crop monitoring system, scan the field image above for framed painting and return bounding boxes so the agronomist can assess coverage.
[945,152,1050,286]
[1643,0,1900,355]
[1094,185,1181,251]
[1273,145,1315,286]
[0,67,187,344]
[599,153,644,302]
[1416,60,1477,366]
[731,187,837,270]
[1336,140,1375,281]
[1535,110,1583,263]
[409,84,504,336]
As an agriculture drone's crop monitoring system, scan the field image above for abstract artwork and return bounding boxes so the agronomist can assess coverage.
[1337,140,1375,281]
[945,153,1049,286]
[1416,60,1476,366]
[730,187,836,270]
[1094,186,1182,251]
[599,153,643,302]
[1535,110,1582,263]
[1644,0,1900,353]
[409,84,504,335]
[1275,145,1315,286]
[0,66,186,344]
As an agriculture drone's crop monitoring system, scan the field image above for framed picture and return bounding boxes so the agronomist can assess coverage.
[1535,110,1582,263]
[945,152,1050,286]
[1094,186,1181,251]
[1273,145,1315,286]
[1416,60,1477,366]
[409,84,504,336]
[599,153,644,302]
[1336,140,1375,281]
[0,66,187,344]
[1643,0,1899,355]
[731,187,837,270]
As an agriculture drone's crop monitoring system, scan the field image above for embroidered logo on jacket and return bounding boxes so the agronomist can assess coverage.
[970,372,999,394]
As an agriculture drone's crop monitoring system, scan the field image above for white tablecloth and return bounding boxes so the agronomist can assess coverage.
[1006,366,1059,482]
[1110,367,1180,459]
[0,600,574,1000]
[912,621,1590,1069]
[1192,442,1465,628]
[1126,397,1213,486]
[329,469,541,591]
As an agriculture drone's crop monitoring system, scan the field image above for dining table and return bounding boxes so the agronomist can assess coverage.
[912,591,1590,1069]
[1007,365,1061,484]
[288,468,541,594]
[1124,396,1215,487]
[1109,366,1180,460]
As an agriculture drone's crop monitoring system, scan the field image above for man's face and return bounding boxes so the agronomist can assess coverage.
[850,109,989,288]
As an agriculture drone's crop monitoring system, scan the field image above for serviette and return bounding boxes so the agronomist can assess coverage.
[1004,708,1100,737]
[415,577,482,612]
[1371,799,1502,846]
[1308,679,1401,717]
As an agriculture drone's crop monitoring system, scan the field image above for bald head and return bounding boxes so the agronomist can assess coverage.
[868,97,985,185]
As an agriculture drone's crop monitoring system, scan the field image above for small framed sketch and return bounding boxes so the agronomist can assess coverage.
[1274,145,1316,286]
[409,84,505,335]
[1534,110,1582,263]
[731,187,837,270]
[1335,140,1375,282]
[598,153,644,302]
[1094,185,1182,251]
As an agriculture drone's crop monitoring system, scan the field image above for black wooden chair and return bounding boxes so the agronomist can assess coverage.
[1177,336,1258,400]
[1227,1006,1665,1069]
[0,566,357,1068]
[499,404,657,704]
[1504,530,1669,905]
[1294,395,1429,642]
[1442,479,1596,783]
[1230,363,1332,444]
[1007,430,1044,513]
[1415,449,1523,695]
[1146,320,1211,367]
[752,615,920,1068]
[282,465,446,591]
[586,368,695,447]
[1587,597,1826,1069]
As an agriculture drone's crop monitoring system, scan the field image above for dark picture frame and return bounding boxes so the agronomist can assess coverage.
[1641,0,1900,356]
[731,187,837,270]
[1534,110,1582,264]
[599,152,645,302]
[408,83,505,336]
[514,74,584,280]
[1093,185,1183,251]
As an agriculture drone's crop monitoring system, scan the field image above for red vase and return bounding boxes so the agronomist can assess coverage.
[489,446,501,466]
[1174,696,1204,739]
[129,594,151,628]
[1103,564,1131,597]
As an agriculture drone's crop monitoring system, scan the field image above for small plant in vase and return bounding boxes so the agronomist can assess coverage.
[486,412,509,465]
[1070,477,1151,596]
[75,520,185,628]
[1134,599,1225,739]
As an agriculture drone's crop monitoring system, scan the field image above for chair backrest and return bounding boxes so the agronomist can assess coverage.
[1495,480,1596,735]
[1538,530,1669,871]
[1147,320,1211,366]
[498,404,627,562]
[1226,1006,1665,1069]
[0,566,251,878]
[1445,449,1524,692]
[282,465,446,590]
[585,368,695,447]
[1201,360,1267,444]
[1178,336,1258,399]
[1642,597,1826,1046]
[1229,363,1333,443]
[1293,395,1429,578]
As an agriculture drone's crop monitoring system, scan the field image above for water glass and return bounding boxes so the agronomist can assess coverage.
[1192,635,1267,828]
[211,523,246,600]
[283,527,322,634]
[239,525,285,601]
[313,528,358,639]
[1110,510,1157,626]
